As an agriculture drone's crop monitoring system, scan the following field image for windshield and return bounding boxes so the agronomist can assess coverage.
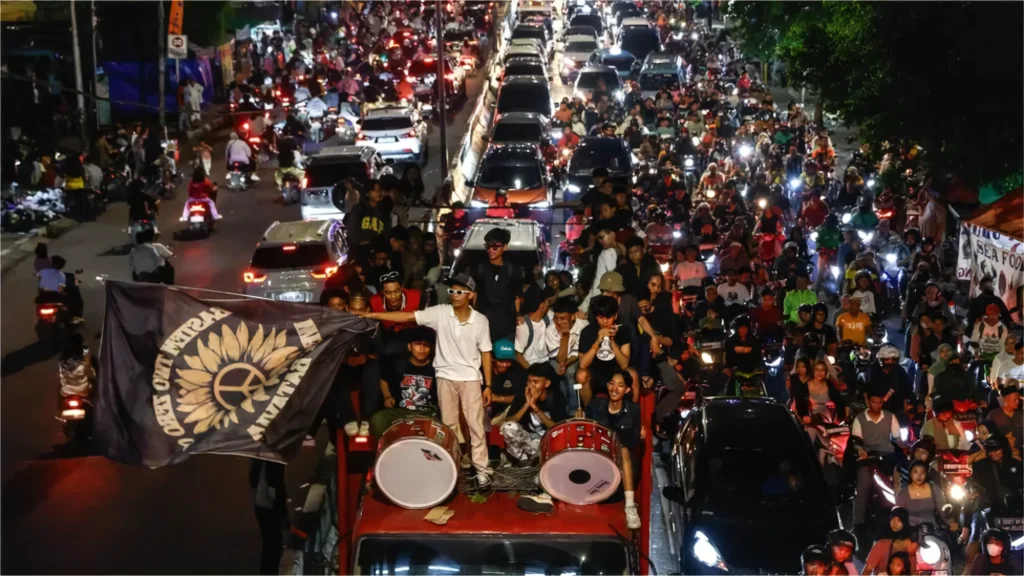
[700,446,830,516]
[305,161,367,188]
[361,117,414,131]
[577,70,621,90]
[477,162,543,189]
[566,40,598,53]
[620,30,660,58]
[570,14,603,33]
[444,30,475,42]
[513,27,546,42]
[251,244,329,270]
[567,142,629,173]
[505,62,545,77]
[491,123,544,143]
[602,56,635,72]
[497,86,551,115]
[640,73,680,91]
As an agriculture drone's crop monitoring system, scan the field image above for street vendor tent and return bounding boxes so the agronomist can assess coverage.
[964,188,1024,242]
[956,189,1024,313]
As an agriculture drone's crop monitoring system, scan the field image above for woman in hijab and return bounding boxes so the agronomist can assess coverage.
[926,343,954,407]
[862,507,919,574]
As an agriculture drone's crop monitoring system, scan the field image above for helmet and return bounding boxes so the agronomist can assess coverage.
[797,303,814,316]
[855,269,873,282]
[983,436,1006,453]
[784,241,798,251]
[911,437,936,461]
[731,315,752,330]
[812,302,829,316]
[826,529,857,552]
[801,544,830,568]
[493,338,515,361]
[877,345,900,362]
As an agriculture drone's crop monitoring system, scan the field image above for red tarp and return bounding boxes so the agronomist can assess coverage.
[965,188,1024,241]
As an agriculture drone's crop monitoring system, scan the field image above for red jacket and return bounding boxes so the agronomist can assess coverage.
[369,289,421,332]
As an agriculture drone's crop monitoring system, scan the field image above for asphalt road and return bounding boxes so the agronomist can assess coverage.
[0,69,485,574]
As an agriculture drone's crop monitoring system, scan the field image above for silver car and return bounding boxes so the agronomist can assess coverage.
[242,219,347,303]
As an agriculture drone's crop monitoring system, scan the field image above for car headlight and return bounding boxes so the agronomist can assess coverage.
[789,178,802,189]
[673,230,681,239]
[613,89,624,101]
[948,483,965,501]
[684,157,694,167]
[831,265,840,278]
[701,352,713,365]
[566,184,580,194]
[919,536,942,566]
[470,200,489,208]
[529,200,551,209]
[693,531,727,570]
[842,213,853,224]
[739,144,752,158]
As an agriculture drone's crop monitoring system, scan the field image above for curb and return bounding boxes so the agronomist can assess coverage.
[0,217,82,277]
[185,115,227,141]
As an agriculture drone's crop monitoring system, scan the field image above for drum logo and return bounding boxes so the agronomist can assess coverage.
[151,307,323,448]
[551,428,563,439]
[587,479,610,494]
[421,449,442,462]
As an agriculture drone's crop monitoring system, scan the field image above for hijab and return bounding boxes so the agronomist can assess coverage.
[885,506,912,540]
[929,343,953,376]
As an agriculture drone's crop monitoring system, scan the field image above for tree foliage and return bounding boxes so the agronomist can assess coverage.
[727,1,1023,187]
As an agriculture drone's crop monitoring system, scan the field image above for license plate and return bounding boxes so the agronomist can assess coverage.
[996,517,1024,529]
[189,215,205,223]
[826,426,849,436]
[701,341,723,350]
[276,292,307,302]
[61,409,86,419]
[377,136,398,143]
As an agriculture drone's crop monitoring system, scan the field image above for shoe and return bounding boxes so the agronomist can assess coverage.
[358,421,370,436]
[625,503,642,530]
[461,453,472,469]
[302,434,316,447]
[517,493,553,514]
[343,421,358,436]
[250,174,260,181]
[178,216,187,222]
[474,473,492,491]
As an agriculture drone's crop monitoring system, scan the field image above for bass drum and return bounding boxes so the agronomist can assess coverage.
[539,418,621,505]
[375,417,460,509]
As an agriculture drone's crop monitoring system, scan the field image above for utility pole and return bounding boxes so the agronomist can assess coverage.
[70,0,87,145]
[436,0,448,181]
[158,0,166,129]
[90,0,99,131]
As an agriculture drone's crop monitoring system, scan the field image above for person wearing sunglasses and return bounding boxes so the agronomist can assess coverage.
[470,227,522,344]
[356,273,496,490]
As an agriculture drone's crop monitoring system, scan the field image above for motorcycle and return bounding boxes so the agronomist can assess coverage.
[56,394,91,445]
[755,232,784,270]
[935,449,973,522]
[128,216,158,245]
[36,301,74,350]
[762,329,786,377]
[915,521,954,576]
[281,172,303,205]
[981,493,1024,561]
[228,162,250,191]
[181,200,214,239]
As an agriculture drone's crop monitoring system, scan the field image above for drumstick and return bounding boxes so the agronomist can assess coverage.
[573,382,582,413]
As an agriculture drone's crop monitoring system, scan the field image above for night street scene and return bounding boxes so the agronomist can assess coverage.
[1,0,1022,574]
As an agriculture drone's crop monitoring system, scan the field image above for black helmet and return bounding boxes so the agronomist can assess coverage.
[911,437,936,462]
[826,529,857,552]
[983,436,1006,453]
[981,528,1011,551]
[797,303,814,316]
[801,544,830,569]
[731,314,752,330]
[812,302,829,316]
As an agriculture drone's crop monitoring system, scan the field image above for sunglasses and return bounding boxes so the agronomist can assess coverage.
[379,270,400,283]
[486,243,505,251]
[447,288,471,296]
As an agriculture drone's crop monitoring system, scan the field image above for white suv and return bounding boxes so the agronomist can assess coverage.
[356,106,429,166]
[243,219,348,303]
[450,219,551,277]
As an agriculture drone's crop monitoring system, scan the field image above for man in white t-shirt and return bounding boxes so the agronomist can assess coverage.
[545,296,589,413]
[515,287,556,368]
[359,273,495,490]
[718,268,751,305]
[673,245,708,289]
[990,335,1018,386]
[580,223,619,313]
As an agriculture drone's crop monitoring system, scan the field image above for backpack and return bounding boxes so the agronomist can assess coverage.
[523,314,552,351]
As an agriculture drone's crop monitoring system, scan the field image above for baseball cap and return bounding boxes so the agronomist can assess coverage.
[597,271,626,292]
[493,338,515,360]
[444,272,476,291]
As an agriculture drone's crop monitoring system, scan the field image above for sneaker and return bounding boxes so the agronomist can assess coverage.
[517,493,554,514]
[624,503,641,530]
[474,473,492,491]
[302,434,316,447]
[343,421,359,437]
[250,174,261,181]
[461,454,472,469]
[358,421,370,436]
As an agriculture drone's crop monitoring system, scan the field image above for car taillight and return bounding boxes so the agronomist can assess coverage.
[406,130,417,137]
[357,133,370,141]
[38,306,56,316]
[243,270,267,283]
[311,266,338,279]
[282,245,297,252]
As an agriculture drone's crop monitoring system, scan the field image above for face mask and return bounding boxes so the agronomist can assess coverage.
[987,543,1003,557]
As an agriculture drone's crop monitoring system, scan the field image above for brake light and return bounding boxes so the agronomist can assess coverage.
[406,130,417,137]
[242,122,249,131]
[67,398,80,408]
[243,270,267,283]
[424,57,434,63]
[282,245,297,252]
[38,306,56,316]
[188,203,206,213]
[311,266,339,279]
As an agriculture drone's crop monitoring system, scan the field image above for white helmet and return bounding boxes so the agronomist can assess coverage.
[877,345,900,361]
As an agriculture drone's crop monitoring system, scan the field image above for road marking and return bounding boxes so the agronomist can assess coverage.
[0,230,41,258]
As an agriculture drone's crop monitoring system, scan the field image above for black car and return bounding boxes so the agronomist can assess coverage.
[563,137,634,199]
[662,398,840,574]
[617,27,662,62]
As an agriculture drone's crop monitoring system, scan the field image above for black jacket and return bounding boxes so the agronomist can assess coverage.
[473,259,522,341]
[616,256,661,297]
[790,378,846,419]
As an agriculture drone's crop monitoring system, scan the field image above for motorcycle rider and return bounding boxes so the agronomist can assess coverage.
[967,528,1022,576]
[809,303,840,357]
[128,228,174,284]
[180,167,221,221]
[783,274,817,322]
[849,196,879,231]
[850,386,910,531]
[59,333,96,401]
[932,353,984,404]
[225,132,255,181]
[812,214,841,292]
[893,436,940,492]
[967,303,1011,361]
[722,315,763,393]
[835,295,872,346]
[987,383,1023,453]
[127,172,160,234]
[920,396,971,450]
[800,544,830,576]
[867,345,914,415]
[967,276,1015,329]
[825,529,857,575]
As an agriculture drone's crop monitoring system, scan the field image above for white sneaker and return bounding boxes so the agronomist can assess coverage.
[343,421,359,436]
[517,492,553,514]
[624,503,641,530]
[358,421,370,436]
[250,173,261,181]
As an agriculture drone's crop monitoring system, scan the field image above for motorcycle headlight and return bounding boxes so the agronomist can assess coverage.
[886,253,897,264]
[680,408,691,419]
[867,179,876,188]
[660,262,670,273]
[453,248,461,257]
[789,178,801,189]
[757,198,767,209]
[673,230,681,239]
[566,184,580,194]
[693,531,727,570]
[690,32,699,41]
[739,144,752,158]
[706,254,715,264]
[919,536,942,566]
[706,189,716,198]
[858,230,874,243]
[900,427,909,442]
[613,89,624,102]
[874,473,896,504]
[842,213,853,224]
[831,265,840,278]
[948,483,965,501]
[965,429,974,442]
[684,157,694,167]
[810,231,819,241]
[691,137,700,147]
[701,352,714,365]
[767,356,783,368]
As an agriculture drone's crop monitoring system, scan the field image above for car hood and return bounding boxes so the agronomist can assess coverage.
[691,511,837,573]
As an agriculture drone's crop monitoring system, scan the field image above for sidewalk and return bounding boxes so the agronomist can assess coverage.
[0,218,79,276]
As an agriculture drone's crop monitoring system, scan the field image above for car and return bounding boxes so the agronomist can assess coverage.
[500,56,550,83]
[560,35,601,81]
[299,146,392,221]
[443,28,482,70]
[495,75,553,120]
[662,397,841,574]
[561,24,599,43]
[616,26,662,62]
[619,16,651,32]
[568,12,605,38]
[563,137,634,199]
[489,112,550,147]
[451,218,550,276]
[357,106,429,166]
[502,43,549,68]
[587,47,639,81]
[638,54,686,99]
[511,23,550,54]
[242,219,348,303]
[520,13,554,38]
[572,65,624,103]
[471,142,551,208]
[613,5,643,30]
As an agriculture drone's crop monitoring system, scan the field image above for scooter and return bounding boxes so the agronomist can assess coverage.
[281,172,302,205]
[181,200,214,239]
[56,395,92,445]
[228,162,250,190]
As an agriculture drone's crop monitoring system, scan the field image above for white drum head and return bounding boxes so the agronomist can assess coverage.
[539,450,621,505]
[375,438,458,509]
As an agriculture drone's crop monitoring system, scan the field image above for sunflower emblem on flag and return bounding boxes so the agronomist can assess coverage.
[174,323,300,435]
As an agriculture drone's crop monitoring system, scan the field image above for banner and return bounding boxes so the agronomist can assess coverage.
[168,0,184,35]
[959,224,1024,308]
[94,282,375,467]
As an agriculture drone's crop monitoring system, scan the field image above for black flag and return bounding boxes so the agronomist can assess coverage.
[93,282,374,467]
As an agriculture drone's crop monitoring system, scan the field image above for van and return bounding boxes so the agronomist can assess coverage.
[299,146,391,221]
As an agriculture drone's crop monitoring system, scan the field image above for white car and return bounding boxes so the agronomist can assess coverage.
[299,146,392,221]
[243,219,348,304]
[450,218,551,276]
[560,35,600,81]
[356,106,429,166]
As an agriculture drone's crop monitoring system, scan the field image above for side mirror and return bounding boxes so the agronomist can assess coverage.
[662,486,687,504]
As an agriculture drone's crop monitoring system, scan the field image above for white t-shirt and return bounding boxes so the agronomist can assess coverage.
[673,260,708,289]
[415,305,492,381]
[971,321,1008,356]
[544,318,589,361]
[851,289,876,315]
[129,243,173,275]
[581,247,618,312]
[515,316,551,366]
[990,351,1015,384]
[719,282,751,305]
[1001,359,1024,384]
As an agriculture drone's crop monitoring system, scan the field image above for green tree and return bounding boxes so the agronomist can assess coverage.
[727,1,1023,187]
[181,1,233,48]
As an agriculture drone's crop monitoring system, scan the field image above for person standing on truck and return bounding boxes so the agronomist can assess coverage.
[356,272,496,490]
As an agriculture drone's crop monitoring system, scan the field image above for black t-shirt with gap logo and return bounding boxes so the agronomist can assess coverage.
[384,359,437,411]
